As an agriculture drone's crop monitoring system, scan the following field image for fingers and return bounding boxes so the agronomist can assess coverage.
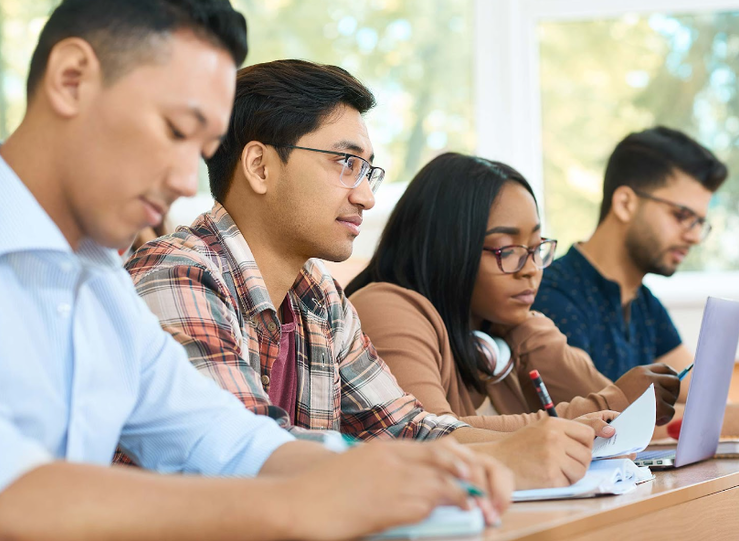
[431,439,508,526]
[577,410,619,438]
[560,455,589,485]
[577,416,616,438]
[394,440,472,481]
[483,458,514,515]
[433,470,472,510]
[560,418,596,448]
[656,400,676,425]
[648,363,679,376]
[653,372,681,398]
[592,410,620,423]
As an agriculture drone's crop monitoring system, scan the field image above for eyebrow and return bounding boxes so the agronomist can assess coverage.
[332,140,375,163]
[184,106,208,127]
[181,106,229,143]
[485,223,541,236]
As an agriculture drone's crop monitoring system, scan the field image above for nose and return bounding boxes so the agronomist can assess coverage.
[166,154,200,199]
[683,223,704,245]
[516,251,539,278]
[348,175,376,210]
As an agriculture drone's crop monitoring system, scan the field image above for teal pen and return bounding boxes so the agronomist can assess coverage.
[339,434,486,497]
[678,362,695,381]
[458,480,487,498]
[341,433,360,447]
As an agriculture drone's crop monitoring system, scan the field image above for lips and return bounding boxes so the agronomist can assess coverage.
[511,289,536,305]
[337,214,363,236]
[140,197,167,227]
[668,246,690,264]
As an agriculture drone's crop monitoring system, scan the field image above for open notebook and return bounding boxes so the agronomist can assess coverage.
[513,385,657,502]
[512,459,653,501]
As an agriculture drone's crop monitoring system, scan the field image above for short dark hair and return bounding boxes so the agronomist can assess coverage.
[346,153,535,393]
[206,59,376,202]
[27,0,247,99]
[599,126,728,222]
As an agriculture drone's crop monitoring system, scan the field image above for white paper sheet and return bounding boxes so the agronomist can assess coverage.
[592,383,656,459]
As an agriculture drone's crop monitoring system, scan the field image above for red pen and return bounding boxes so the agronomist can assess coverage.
[529,369,558,417]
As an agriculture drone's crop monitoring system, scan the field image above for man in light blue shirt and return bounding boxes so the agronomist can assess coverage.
[0,1,512,539]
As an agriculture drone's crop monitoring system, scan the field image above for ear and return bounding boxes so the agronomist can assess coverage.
[42,37,101,118]
[611,185,639,224]
[239,141,272,195]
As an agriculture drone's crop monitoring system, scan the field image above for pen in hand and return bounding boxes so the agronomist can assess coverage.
[678,362,694,381]
[529,369,558,417]
[339,433,488,500]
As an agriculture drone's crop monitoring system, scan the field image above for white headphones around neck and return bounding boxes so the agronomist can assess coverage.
[473,331,513,384]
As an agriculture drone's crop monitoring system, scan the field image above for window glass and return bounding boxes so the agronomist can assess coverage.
[539,12,739,271]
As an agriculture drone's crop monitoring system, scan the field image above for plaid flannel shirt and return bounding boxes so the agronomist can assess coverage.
[124,203,466,440]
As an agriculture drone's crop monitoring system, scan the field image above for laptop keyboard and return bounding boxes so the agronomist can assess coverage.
[636,449,676,460]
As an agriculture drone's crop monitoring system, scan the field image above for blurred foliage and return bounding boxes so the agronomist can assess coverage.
[5,3,736,273]
[0,1,57,138]
[540,12,739,272]
[0,0,475,193]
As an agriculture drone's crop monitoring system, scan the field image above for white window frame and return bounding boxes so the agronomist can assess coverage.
[474,0,739,306]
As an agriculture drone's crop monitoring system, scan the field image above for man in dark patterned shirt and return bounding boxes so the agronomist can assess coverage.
[534,126,727,404]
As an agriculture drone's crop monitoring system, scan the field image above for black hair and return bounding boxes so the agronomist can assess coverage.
[599,126,728,222]
[346,152,536,393]
[206,59,376,202]
[27,0,247,98]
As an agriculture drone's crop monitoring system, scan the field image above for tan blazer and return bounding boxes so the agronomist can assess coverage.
[350,282,630,432]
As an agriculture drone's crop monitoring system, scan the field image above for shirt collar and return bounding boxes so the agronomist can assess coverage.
[568,243,643,303]
[0,153,71,257]
[202,202,327,320]
[0,153,121,270]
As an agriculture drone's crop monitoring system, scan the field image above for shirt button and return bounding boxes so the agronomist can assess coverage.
[266,322,277,332]
[261,375,270,386]
[59,261,73,273]
[57,303,72,318]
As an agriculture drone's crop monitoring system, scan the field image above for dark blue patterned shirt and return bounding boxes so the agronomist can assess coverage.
[532,245,682,382]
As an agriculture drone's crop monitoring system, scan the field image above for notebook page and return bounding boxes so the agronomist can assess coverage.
[592,384,656,459]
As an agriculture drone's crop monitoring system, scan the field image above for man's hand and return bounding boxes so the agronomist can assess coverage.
[469,417,595,490]
[614,363,680,425]
[276,439,514,541]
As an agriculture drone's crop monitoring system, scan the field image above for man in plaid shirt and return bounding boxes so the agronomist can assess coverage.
[125,59,606,490]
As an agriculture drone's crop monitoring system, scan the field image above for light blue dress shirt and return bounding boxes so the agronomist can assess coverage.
[0,155,295,493]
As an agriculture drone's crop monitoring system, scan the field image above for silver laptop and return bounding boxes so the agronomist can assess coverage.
[635,297,739,469]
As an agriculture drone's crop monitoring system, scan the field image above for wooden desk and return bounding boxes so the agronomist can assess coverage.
[486,459,739,540]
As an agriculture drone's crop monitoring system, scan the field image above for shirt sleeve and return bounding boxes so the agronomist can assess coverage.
[0,403,54,493]
[126,258,337,445]
[128,260,292,427]
[337,285,467,440]
[333,288,466,440]
[118,291,294,477]
[533,282,592,354]
[644,288,682,358]
[505,314,630,417]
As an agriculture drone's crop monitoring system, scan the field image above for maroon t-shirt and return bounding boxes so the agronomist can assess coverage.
[267,301,298,423]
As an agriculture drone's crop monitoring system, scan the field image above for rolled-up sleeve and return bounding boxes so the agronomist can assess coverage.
[0,404,53,493]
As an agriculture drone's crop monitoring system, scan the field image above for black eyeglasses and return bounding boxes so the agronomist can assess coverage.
[483,239,558,274]
[266,144,385,194]
[632,189,712,241]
